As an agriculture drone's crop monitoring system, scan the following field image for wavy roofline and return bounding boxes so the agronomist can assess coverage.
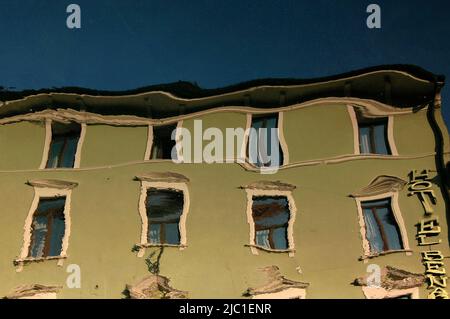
[0,64,444,103]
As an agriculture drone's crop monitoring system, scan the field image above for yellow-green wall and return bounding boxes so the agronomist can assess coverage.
[0,102,448,299]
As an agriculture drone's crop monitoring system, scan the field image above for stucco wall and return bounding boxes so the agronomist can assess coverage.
[0,100,448,299]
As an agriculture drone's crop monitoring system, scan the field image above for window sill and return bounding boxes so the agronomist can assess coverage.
[135,243,187,249]
[245,244,295,254]
[14,255,67,266]
[144,159,175,162]
[359,249,413,261]
[358,153,393,157]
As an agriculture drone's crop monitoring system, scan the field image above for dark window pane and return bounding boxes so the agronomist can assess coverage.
[164,223,181,245]
[29,197,66,258]
[362,198,403,254]
[146,189,184,244]
[271,227,288,250]
[376,206,403,250]
[252,196,290,250]
[60,135,80,167]
[48,215,65,256]
[249,114,283,167]
[151,125,177,160]
[373,124,389,155]
[46,138,65,168]
[46,122,81,168]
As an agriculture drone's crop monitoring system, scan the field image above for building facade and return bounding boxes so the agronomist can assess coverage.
[0,65,449,299]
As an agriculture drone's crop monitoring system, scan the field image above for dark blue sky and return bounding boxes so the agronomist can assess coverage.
[1,0,450,126]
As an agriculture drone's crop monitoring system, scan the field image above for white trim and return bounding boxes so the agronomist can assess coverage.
[137,181,189,257]
[277,111,289,165]
[17,187,73,271]
[175,120,184,162]
[244,113,252,161]
[39,119,52,169]
[244,189,297,257]
[144,124,153,160]
[354,192,411,260]
[362,286,419,299]
[73,123,86,168]
[252,288,306,299]
[387,115,399,155]
[39,119,86,169]
[347,105,360,155]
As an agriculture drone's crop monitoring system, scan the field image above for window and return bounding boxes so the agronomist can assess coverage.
[135,173,190,257]
[28,197,66,258]
[361,198,403,254]
[46,122,82,168]
[151,124,177,160]
[146,188,184,245]
[243,182,297,256]
[16,180,75,271]
[247,114,284,168]
[252,196,290,250]
[358,117,390,155]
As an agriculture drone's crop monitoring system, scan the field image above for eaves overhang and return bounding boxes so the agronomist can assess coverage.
[0,64,444,119]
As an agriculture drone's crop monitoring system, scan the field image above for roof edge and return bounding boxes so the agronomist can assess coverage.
[0,64,444,102]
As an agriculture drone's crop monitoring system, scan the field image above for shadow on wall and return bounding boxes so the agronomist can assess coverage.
[447,162,450,184]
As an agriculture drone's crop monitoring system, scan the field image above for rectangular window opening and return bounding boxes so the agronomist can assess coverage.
[361,198,403,254]
[46,122,81,168]
[151,124,177,160]
[248,114,284,167]
[252,195,290,250]
[146,188,184,245]
[29,197,66,258]
[357,114,391,155]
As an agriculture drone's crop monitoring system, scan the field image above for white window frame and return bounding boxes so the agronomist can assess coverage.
[347,105,398,156]
[243,112,290,169]
[144,121,183,161]
[39,119,87,169]
[354,192,411,260]
[16,185,73,271]
[136,180,190,257]
[244,188,297,257]
[252,288,306,299]
[362,286,419,299]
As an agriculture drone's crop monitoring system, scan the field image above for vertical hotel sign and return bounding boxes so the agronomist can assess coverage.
[409,170,448,299]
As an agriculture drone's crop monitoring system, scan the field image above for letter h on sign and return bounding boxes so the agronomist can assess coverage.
[408,170,437,215]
